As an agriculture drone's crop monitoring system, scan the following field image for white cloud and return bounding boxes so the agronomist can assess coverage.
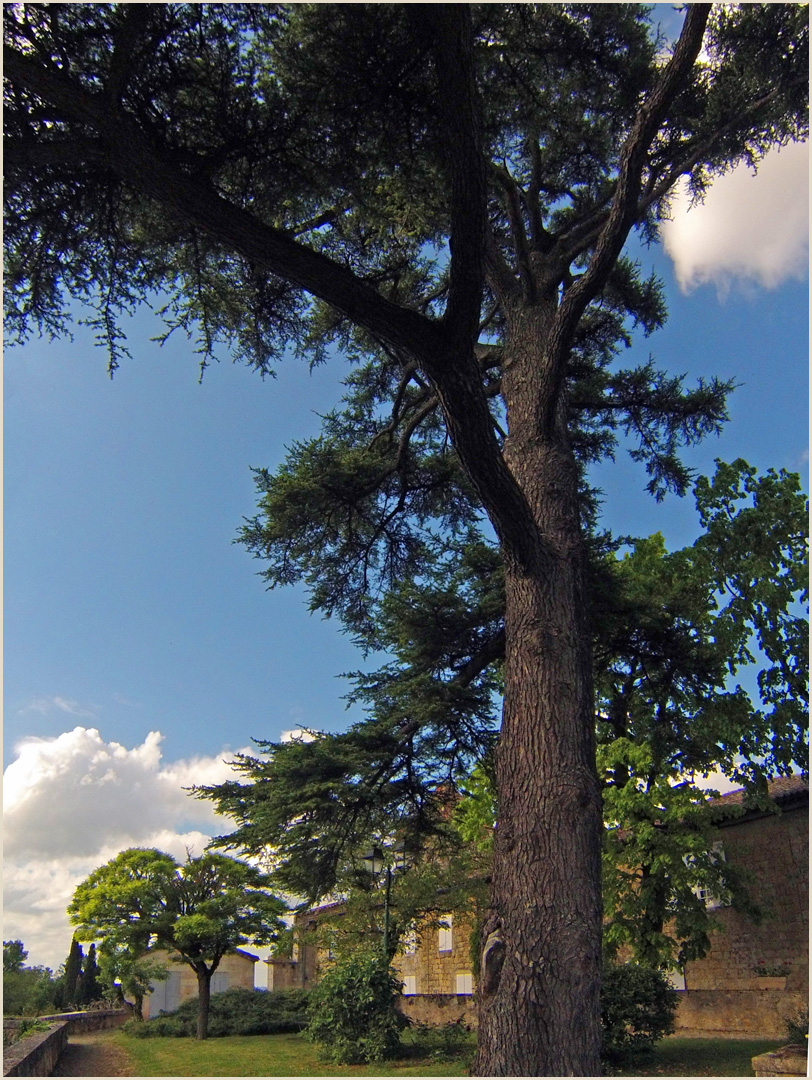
[661,142,809,296]
[19,696,97,718]
[280,728,318,743]
[3,727,249,971]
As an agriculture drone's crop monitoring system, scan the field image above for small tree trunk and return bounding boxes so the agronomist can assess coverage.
[472,306,603,1075]
[195,967,212,1041]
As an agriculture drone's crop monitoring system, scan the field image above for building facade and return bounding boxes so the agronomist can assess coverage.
[268,776,807,1036]
[143,948,259,1019]
[673,775,808,1037]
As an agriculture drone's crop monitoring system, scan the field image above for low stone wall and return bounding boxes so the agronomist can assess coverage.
[674,990,806,1039]
[16,1010,129,1036]
[752,1044,808,1077]
[2,1022,68,1077]
[397,994,477,1028]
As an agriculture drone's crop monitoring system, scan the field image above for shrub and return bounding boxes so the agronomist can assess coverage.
[403,1017,473,1062]
[785,1006,809,1045]
[124,988,309,1038]
[600,962,678,1066]
[306,951,407,1065]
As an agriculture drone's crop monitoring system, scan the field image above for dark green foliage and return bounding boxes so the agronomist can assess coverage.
[785,1006,809,1045]
[78,943,102,1006]
[125,988,310,1039]
[3,941,27,974]
[600,963,678,1066]
[403,1018,474,1063]
[57,936,84,1010]
[306,952,407,1064]
[2,966,59,1018]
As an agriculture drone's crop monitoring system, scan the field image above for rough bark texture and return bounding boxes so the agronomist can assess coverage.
[472,307,603,1076]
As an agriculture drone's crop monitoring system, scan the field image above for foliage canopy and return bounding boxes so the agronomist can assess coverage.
[5,3,808,1073]
[68,848,285,1038]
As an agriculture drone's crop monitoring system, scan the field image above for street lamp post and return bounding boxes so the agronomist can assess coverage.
[362,845,400,957]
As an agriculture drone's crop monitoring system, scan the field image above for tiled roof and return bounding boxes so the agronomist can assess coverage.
[711,773,808,807]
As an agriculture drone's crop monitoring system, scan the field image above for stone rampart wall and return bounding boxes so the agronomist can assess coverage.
[674,989,807,1039]
[2,1022,68,1077]
[6,1011,129,1036]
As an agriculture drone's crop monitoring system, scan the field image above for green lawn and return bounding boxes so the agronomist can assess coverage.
[112,1031,786,1077]
[112,1030,471,1076]
[613,1037,785,1077]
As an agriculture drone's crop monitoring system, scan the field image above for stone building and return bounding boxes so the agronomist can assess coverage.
[142,948,259,1018]
[673,774,808,1038]
[268,775,807,1036]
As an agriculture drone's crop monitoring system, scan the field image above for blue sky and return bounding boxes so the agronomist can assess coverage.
[4,133,808,971]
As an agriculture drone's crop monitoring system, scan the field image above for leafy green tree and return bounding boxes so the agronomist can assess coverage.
[5,5,807,1072]
[97,945,168,1020]
[302,828,489,973]
[3,941,27,974]
[2,942,59,1018]
[68,848,285,1040]
[2,966,58,1018]
[164,853,286,1040]
[599,460,807,967]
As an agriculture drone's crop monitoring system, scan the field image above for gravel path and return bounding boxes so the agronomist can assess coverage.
[53,1031,135,1077]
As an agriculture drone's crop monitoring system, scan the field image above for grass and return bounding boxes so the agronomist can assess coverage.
[111,1030,471,1076]
[613,1037,785,1077]
[109,1030,787,1077]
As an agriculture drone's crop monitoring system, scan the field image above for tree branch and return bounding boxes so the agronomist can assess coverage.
[418,5,488,348]
[3,44,446,366]
[540,5,711,430]
[491,163,535,301]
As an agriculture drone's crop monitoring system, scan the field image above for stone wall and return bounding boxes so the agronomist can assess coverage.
[395,913,476,997]
[684,803,808,995]
[2,1022,68,1077]
[8,1011,130,1036]
[674,990,807,1040]
[397,993,477,1028]
[265,959,301,991]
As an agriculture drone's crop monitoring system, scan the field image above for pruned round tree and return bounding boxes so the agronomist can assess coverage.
[68,848,285,1039]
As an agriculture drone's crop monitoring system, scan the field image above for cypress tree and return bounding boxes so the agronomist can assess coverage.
[79,943,102,1006]
[60,936,83,1009]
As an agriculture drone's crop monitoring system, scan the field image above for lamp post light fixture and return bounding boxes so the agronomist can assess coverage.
[362,844,408,958]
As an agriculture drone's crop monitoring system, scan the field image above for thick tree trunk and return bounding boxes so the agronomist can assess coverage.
[195,967,212,1041]
[472,306,603,1076]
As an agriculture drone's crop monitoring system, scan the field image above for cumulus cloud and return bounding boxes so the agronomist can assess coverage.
[3,727,249,971]
[661,142,809,296]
